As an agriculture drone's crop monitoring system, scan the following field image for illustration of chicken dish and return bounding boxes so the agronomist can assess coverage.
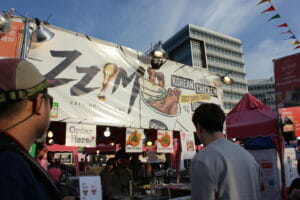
[140,68,181,116]
[126,130,142,146]
[158,132,171,147]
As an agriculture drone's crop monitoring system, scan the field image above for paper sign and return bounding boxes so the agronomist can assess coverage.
[66,123,96,147]
[50,102,59,118]
[248,149,281,200]
[180,132,196,159]
[279,106,300,136]
[284,148,298,186]
[125,128,144,152]
[0,20,24,58]
[157,130,173,153]
[79,176,102,200]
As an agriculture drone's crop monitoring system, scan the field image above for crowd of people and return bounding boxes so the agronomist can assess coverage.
[0,58,298,200]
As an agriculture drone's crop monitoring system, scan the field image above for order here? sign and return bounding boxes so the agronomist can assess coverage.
[66,123,96,147]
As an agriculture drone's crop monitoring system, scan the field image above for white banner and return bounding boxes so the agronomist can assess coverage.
[284,148,298,187]
[248,149,281,200]
[125,128,144,153]
[157,130,173,153]
[27,25,223,132]
[66,123,96,147]
[180,132,196,159]
[79,176,102,200]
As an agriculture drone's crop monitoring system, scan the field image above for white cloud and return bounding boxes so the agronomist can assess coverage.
[202,0,258,36]
[245,39,295,80]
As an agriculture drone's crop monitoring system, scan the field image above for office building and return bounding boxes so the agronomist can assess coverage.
[163,24,248,112]
[248,77,276,110]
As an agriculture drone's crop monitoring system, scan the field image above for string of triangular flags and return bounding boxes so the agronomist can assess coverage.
[257,0,300,50]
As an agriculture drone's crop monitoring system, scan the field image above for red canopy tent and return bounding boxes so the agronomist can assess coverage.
[226,93,279,138]
[226,93,287,200]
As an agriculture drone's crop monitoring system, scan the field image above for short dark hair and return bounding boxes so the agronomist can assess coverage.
[0,89,47,119]
[192,103,225,133]
[0,100,27,119]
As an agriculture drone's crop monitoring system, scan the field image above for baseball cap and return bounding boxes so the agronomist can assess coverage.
[0,58,48,105]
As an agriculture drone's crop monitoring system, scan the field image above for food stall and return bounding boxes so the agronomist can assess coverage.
[1,15,224,200]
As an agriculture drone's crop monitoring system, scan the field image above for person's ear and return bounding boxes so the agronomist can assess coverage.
[32,93,44,114]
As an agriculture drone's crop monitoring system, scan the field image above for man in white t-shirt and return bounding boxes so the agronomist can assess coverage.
[191,103,260,200]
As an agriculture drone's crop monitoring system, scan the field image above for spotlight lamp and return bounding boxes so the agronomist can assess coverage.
[0,9,14,34]
[31,18,54,43]
[220,74,234,85]
[149,41,167,69]
[221,75,234,85]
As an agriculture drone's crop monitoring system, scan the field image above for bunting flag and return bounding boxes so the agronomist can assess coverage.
[294,45,300,50]
[256,0,298,50]
[268,14,281,21]
[277,23,288,28]
[261,6,275,14]
[280,30,293,35]
[290,40,300,45]
[257,0,271,5]
[285,35,297,40]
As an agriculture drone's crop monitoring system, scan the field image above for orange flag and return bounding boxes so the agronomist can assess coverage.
[257,0,271,5]
[290,40,300,45]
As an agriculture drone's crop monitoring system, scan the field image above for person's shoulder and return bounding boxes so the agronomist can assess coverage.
[0,150,33,177]
[0,150,29,166]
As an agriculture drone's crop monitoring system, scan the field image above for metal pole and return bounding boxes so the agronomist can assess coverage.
[20,17,30,59]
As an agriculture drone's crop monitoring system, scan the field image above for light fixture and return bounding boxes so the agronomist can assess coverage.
[0,9,14,34]
[110,142,115,146]
[47,131,54,138]
[96,150,100,154]
[146,141,153,147]
[48,138,54,144]
[104,127,111,137]
[31,18,54,43]
[220,75,234,85]
[149,41,167,69]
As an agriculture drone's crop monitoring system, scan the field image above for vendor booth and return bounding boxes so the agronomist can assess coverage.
[226,93,285,200]
[0,16,226,200]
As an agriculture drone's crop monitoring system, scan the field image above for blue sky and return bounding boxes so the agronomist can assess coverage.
[3,0,300,80]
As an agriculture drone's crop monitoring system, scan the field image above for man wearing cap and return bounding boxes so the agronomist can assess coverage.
[0,58,61,199]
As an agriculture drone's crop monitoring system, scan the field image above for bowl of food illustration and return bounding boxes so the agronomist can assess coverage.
[140,78,181,117]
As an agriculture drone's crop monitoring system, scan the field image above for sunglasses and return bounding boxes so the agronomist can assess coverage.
[42,93,53,109]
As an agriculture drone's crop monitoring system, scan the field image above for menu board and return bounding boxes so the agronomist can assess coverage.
[79,176,102,200]
[125,128,144,153]
[157,130,174,153]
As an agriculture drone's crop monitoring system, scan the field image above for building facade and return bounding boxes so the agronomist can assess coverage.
[163,24,248,112]
[248,77,276,110]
